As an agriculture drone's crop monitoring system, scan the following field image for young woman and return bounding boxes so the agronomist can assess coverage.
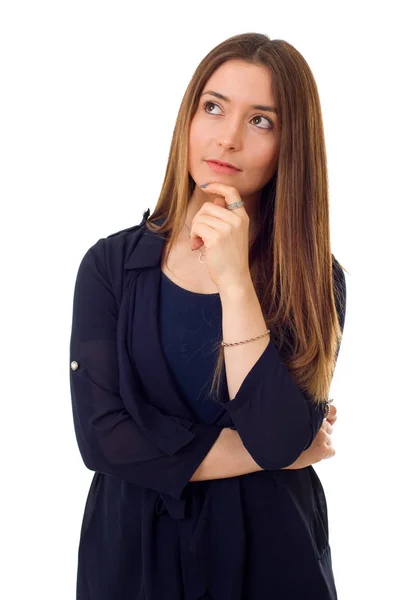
[70,32,346,600]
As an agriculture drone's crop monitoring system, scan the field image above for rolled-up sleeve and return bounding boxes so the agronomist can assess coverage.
[69,244,222,501]
[220,256,347,470]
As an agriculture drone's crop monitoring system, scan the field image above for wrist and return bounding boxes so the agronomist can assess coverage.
[217,272,254,302]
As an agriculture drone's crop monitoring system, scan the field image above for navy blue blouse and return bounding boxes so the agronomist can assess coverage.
[159,271,226,425]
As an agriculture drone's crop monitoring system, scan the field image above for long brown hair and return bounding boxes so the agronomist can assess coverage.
[143,32,348,406]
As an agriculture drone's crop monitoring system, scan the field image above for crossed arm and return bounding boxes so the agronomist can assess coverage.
[189,427,264,481]
[190,417,334,481]
[70,242,343,496]
[191,257,344,482]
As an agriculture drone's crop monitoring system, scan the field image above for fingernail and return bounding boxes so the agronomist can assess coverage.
[200,183,208,188]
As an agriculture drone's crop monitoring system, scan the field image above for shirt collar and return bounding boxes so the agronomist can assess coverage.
[124,208,167,270]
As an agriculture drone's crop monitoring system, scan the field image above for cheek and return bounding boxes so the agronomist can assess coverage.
[188,122,205,171]
[253,144,279,172]
[242,146,279,189]
[189,135,206,175]
[189,116,209,150]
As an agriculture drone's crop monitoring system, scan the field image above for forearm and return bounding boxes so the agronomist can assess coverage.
[190,427,263,481]
[219,277,270,400]
[190,428,301,482]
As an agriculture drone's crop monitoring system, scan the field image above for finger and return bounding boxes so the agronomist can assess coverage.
[192,214,232,235]
[200,182,248,220]
[191,237,204,251]
[324,434,334,451]
[323,420,333,435]
[190,215,225,251]
[198,199,242,225]
[325,404,337,424]
[190,222,219,250]
[326,406,337,425]
[324,446,336,460]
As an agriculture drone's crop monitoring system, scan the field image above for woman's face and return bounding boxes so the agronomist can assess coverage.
[188,59,281,205]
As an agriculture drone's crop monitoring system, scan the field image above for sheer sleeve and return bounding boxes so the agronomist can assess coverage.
[69,242,221,500]
[220,255,347,468]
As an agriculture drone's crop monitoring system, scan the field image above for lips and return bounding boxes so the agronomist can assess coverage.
[205,158,241,172]
[206,159,240,171]
[205,161,240,175]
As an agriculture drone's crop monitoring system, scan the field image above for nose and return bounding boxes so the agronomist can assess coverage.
[216,119,243,151]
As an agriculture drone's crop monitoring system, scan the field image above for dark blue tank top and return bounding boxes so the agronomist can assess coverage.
[158,271,227,424]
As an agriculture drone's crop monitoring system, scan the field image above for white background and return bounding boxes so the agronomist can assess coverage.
[1,1,399,598]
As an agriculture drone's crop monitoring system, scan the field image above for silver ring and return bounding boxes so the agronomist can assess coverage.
[227,200,244,210]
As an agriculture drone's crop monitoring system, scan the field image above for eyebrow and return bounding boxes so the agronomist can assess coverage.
[200,90,278,114]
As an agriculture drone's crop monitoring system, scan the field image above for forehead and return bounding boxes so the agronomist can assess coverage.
[203,60,274,98]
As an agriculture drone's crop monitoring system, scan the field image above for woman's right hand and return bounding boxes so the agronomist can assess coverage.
[282,403,337,470]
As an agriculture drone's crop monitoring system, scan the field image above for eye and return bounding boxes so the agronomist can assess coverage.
[202,100,274,130]
[202,100,223,116]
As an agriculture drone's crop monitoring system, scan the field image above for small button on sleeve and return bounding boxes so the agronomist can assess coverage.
[69,242,222,501]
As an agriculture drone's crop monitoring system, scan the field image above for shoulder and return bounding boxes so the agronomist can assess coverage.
[332,253,346,282]
[331,253,347,330]
[331,253,346,298]
[75,210,150,305]
[83,209,150,269]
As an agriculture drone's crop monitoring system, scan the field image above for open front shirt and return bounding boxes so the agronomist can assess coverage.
[69,209,346,600]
